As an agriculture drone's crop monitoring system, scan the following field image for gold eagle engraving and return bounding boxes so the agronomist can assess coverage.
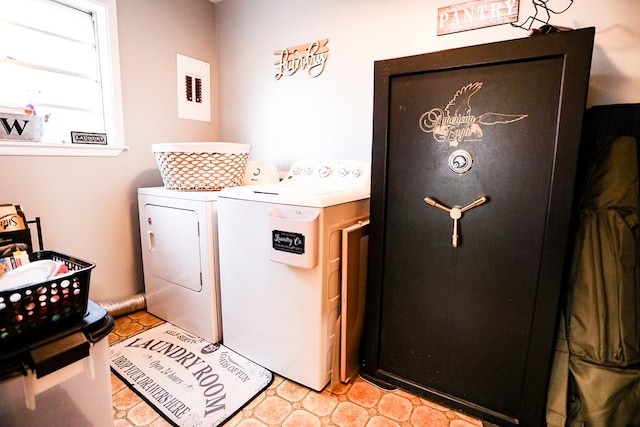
[419,82,528,147]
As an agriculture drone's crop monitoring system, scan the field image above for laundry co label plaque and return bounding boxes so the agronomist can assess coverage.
[272,230,305,255]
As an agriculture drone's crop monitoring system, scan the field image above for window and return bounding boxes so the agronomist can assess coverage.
[0,0,126,156]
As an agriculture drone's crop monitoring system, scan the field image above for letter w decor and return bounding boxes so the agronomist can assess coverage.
[437,0,519,35]
[274,39,329,80]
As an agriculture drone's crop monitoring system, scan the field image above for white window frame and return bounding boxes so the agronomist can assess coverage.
[0,0,127,157]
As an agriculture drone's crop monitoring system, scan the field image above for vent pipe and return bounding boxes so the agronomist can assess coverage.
[97,293,146,318]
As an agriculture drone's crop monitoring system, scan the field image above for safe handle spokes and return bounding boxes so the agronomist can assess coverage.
[423,196,487,248]
[460,196,487,213]
[424,197,451,213]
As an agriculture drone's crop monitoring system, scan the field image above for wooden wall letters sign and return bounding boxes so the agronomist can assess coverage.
[274,39,329,80]
[437,0,519,35]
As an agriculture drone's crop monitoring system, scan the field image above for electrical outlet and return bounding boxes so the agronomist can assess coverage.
[177,54,211,122]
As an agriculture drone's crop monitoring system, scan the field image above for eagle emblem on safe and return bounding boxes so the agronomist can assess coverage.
[418,82,528,147]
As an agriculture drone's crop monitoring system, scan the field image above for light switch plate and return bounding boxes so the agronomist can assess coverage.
[177,54,210,122]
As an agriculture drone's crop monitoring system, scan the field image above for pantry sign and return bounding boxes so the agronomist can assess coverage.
[274,39,329,80]
[437,0,519,35]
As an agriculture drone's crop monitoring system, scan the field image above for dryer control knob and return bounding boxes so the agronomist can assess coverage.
[319,165,331,177]
[303,167,313,175]
[351,168,362,177]
[338,168,349,177]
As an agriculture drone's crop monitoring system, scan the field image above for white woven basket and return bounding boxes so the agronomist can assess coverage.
[152,142,251,191]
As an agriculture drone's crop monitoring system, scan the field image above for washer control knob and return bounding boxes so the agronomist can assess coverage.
[351,168,362,177]
[292,166,301,175]
[338,168,349,177]
[319,165,331,177]
[303,167,313,175]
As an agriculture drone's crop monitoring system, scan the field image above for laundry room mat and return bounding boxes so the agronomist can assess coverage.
[109,322,273,427]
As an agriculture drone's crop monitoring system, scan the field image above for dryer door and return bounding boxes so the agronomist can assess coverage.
[143,204,202,292]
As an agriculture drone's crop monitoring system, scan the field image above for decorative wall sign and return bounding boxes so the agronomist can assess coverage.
[418,82,528,147]
[0,113,43,141]
[437,0,519,35]
[71,131,107,145]
[274,39,329,80]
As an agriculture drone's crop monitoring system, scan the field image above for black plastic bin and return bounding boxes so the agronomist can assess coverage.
[0,250,95,345]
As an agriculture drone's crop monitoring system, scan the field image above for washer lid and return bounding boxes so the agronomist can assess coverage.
[219,160,371,207]
[220,184,370,207]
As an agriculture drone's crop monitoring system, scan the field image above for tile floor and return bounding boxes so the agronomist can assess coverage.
[108,311,483,427]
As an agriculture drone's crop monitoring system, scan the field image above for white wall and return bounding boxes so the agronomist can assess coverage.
[214,0,640,170]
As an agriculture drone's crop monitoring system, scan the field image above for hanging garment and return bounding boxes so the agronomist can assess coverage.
[546,310,571,427]
[564,136,640,425]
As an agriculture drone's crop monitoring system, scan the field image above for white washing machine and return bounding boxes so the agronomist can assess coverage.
[217,160,370,391]
[138,163,279,343]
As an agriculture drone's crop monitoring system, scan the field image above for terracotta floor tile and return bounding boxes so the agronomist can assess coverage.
[282,409,322,427]
[303,390,339,416]
[114,316,133,327]
[254,395,293,424]
[332,401,370,427]
[377,394,412,422]
[114,419,134,427]
[111,372,127,394]
[149,417,173,427]
[330,380,352,395]
[365,415,401,427]
[450,419,484,427]
[409,405,450,427]
[235,419,268,426]
[128,401,163,425]
[137,313,164,327]
[127,311,151,320]
[347,381,382,408]
[277,378,311,402]
[112,320,145,338]
[112,386,144,411]
[269,375,286,389]
[243,389,267,411]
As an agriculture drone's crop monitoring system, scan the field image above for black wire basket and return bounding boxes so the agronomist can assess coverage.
[0,251,95,344]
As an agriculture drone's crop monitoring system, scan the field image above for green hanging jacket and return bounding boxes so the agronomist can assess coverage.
[563,136,640,426]
[567,135,640,367]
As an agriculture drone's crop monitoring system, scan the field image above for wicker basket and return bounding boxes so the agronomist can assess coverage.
[152,142,251,191]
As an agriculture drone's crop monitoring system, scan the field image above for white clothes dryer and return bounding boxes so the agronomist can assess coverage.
[138,162,279,342]
[138,188,223,343]
[217,160,370,391]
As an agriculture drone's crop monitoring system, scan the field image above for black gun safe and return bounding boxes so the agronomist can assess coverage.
[362,28,595,426]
